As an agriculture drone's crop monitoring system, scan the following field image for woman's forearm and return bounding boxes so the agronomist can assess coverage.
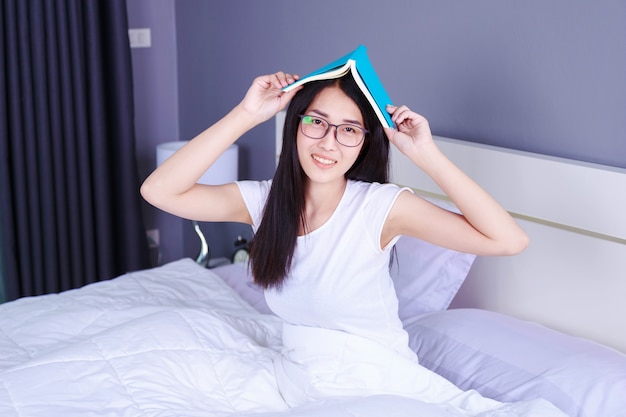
[411,142,529,254]
[141,104,257,202]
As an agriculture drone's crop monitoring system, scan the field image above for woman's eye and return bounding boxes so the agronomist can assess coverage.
[341,126,358,135]
[302,116,323,126]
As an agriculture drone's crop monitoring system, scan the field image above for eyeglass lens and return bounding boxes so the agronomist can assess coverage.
[300,115,365,147]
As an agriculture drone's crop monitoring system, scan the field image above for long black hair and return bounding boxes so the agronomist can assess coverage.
[249,74,390,289]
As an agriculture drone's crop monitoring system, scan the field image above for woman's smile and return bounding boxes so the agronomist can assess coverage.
[311,153,337,167]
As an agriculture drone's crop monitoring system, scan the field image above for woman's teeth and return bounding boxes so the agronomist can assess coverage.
[312,155,335,165]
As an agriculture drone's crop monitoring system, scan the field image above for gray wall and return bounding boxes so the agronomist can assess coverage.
[127,0,186,264]
[175,0,625,169]
[129,0,626,264]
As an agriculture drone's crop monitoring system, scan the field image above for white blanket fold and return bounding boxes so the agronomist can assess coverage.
[0,260,567,417]
[276,323,494,410]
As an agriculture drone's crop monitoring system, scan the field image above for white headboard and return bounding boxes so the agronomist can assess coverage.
[276,112,626,353]
[391,138,626,353]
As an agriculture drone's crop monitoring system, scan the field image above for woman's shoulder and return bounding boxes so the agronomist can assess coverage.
[236,179,272,196]
[235,180,273,227]
[348,180,405,196]
[347,181,414,212]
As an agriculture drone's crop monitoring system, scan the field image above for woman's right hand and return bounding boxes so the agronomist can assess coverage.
[238,72,302,123]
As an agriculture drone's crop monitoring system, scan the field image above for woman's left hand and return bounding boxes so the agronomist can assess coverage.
[238,72,301,124]
[384,105,434,159]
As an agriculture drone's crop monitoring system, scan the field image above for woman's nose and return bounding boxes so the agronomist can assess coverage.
[319,126,338,149]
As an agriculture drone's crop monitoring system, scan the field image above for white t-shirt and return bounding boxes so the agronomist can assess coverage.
[236,180,566,416]
[237,179,415,359]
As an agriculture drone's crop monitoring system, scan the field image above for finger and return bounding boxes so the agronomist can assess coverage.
[391,106,413,125]
[286,73,299,85]
[268,72,287,89]
[386,104,398,114]
[395,108,427,129]
[390,104,409,116]
[269,71,299,89]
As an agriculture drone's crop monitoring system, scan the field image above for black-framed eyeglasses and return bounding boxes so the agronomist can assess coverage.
[298,115,368,148]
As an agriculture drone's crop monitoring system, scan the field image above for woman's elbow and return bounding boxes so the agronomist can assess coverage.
[502,229,530,256]
[140,178,163,208]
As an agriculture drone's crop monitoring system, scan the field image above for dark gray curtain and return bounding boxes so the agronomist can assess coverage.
[0,0,150,301]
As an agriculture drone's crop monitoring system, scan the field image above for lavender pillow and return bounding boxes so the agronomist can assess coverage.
[390,236,476,320]
[404,308,626,417]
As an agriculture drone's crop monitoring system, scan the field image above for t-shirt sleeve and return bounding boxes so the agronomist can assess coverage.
[363,182,413,252]
[235,180,271,231]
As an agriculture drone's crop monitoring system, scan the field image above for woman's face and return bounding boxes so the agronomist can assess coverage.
[297,86,365,187]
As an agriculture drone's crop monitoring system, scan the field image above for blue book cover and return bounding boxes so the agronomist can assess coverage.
[283,45,394,128]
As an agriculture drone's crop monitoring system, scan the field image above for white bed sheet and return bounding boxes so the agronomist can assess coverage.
[0,259,566,417]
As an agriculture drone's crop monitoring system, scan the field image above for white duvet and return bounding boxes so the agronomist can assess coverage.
[0,259,567,417]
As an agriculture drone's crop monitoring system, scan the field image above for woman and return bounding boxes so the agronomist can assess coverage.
[142,72,560,415]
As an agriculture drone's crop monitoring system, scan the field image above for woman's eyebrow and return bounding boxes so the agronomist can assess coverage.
[308,109,364,126]
[343,118,364,126]
[308,109,329,118]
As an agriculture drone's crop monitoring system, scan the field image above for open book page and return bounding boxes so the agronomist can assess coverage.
[282,45,394,128]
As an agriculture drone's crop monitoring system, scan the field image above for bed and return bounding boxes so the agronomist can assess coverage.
[1,129,625,417]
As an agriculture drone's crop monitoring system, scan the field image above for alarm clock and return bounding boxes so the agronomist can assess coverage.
[231,235,250,264]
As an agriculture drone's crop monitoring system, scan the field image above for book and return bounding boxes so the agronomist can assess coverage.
[282,45,394,128]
